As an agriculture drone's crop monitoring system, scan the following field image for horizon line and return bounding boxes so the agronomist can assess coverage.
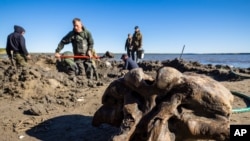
[28,52,250,55]
[1,50,250,55]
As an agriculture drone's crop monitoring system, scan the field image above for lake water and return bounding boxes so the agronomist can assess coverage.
[1,53,249,69]
[111,53,250,69]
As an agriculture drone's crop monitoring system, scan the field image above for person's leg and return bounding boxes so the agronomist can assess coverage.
[84,60,93,79]
[92,65,99,80]
[67,62,78,79]
[129,50,133,58]
[89,67,93,80]
[131,50,135,61]
[15,53,28,68]
[75,59,85,76]
[136,50,139,63]
[127,49,130,57]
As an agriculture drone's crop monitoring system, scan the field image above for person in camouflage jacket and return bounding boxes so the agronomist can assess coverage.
[55,18,94,77]
[131,26,143,62]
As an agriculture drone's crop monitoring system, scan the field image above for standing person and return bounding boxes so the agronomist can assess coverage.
[6,25,31,68]
[120,54,139,71]
[125,33,132,57]
[55,18,94,77]
[131,26,143,62]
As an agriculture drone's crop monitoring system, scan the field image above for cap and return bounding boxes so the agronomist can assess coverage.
[120,54,127,59]
[134,26,139,29]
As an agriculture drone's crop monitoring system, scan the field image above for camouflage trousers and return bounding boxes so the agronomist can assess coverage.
[75,59,99,80]
[75,59,87,76]
[13,53,28,67]
[86,60,99,80]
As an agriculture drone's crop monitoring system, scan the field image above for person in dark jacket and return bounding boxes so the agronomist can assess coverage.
[6,25,31,67]
[120,54,139,70]
[55,18,94,77]
[125,33,132,57]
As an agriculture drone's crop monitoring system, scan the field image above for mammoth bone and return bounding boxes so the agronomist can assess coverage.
[92,67,233,141]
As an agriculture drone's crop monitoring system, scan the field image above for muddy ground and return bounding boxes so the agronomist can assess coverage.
[0,54,250,141]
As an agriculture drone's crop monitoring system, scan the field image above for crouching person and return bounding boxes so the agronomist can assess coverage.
[120,54,139,75]
[59,51,78,80]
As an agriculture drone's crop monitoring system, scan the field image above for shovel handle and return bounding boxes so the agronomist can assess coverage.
[60,55,100,59]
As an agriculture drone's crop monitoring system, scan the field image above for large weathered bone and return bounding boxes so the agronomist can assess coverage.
[92,67,233,141]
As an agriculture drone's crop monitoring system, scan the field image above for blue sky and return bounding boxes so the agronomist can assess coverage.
[0,0,249,53]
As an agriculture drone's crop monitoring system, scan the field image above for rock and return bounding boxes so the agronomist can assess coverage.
[47,79,62,89]
[29,103,47,116]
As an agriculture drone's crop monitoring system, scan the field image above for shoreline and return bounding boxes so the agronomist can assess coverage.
[1,53,250,69]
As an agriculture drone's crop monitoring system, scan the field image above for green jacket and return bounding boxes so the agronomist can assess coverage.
[56,28,94,55]
[61,51,78,72]
[132,31,142,50]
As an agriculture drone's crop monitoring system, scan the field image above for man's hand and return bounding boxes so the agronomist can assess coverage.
[26,54,31,60]
[87,50,93,58]
[55,53,61,58]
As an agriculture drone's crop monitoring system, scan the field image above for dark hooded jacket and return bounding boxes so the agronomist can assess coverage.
[6,25,29,58]
[123,57,139,70]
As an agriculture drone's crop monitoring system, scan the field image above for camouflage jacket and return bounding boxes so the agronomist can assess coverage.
[132,31,142,49]
[56,28,94,55]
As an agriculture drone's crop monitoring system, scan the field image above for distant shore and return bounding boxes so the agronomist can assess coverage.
[0,48,6,54]
[28,52,250,55]
[0,52,249,68]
